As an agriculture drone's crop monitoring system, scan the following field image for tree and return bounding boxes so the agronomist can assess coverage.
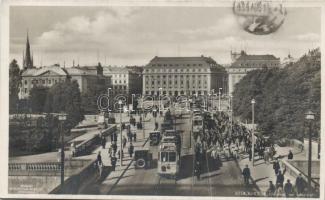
[9,59,21,113]
[81,78,107,114]
[29,86,49,113]
[232,48,320,141]
[45,79,84,130]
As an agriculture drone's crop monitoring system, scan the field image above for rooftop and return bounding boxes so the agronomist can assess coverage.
[148,56,217,65]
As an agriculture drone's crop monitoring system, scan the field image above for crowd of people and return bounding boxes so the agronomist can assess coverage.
[192,110,312,197]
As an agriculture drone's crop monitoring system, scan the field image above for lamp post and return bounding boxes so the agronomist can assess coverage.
[211,89,215,111]
[251,99,256,166]
[207,93,211,112]
[229,95,233,133]
[153,108,157,126]
[218,88,222,111]
[118,100,123,166]
[58,113,67,191]
[107,88,112,119]
[305,110,315,194]
[159,88,162,112]
[141,95,145,139]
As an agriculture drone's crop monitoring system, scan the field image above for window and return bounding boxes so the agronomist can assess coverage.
[124,86,126,89]
[161,152,168,162]
[24,88,27,93]
[115,80,117,83]
[169,152,176,162]
[187,64,190,66]
[198,69,201,72]
[42,80,45,84]
[163,81,166,85]
[175,81,177,84]
[175,69,178,72]
[124,80,126,83]
[119,80,122,83]
[199,64,202,66]
[152,81,154,84]
[49,80,51,84]
[157,81,160,84]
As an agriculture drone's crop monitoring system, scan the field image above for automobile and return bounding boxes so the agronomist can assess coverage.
[149,131,161,146]
[134,149,152,169]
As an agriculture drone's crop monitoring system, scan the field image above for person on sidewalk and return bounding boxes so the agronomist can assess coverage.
[108,145,112,158]
[248,148,252,161]
[273,159,280,175]
[242,164,251,185]
[110,156,117,171]
[128,142,134,158]
[155,122,159,131]
[284,179,293,197]
[101,136,107,149]
[266,180,276,197]
[288,150,293,160]
[97,151,103,177]
[122,136,127,149]
[118,149,124,160]
[112,142,117,156]
[133,132,137,142]
[276,167,287,188]
[194,161,201,181]
[295,173,306,195]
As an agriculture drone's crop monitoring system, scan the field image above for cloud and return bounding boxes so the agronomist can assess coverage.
[293,33,320,42]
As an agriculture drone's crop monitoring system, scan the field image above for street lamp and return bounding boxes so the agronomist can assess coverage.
[58,113,67,191]
[229,95,233,133]
[305,110,315,194]
[251,99,256,166]
[218,88,222,111]
[118,100,123,166]
[159,88,162,112]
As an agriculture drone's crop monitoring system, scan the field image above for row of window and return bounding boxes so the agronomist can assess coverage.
[114,85,127,90]
[114,80,127,84]
[146,80,207,85]
[145,90,208,95]
[145,74,208,79]
[151,63,203,67]
[24,78,65,85]
[145,68,208,73]
[111,74,127,78]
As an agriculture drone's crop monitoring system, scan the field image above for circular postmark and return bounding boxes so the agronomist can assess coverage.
[233,0,287,35]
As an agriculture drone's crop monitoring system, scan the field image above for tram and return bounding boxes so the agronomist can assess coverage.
[157,142,180,178]
[192,115,203,133]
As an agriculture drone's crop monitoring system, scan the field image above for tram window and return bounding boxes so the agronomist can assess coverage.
[194,120,202,126]
[161,152,168,162]
[169,152,176,162]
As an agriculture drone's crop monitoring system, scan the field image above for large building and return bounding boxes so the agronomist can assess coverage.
[143,56,228,96]
[19,64,111,99]
[103,66,143,99]
[227,50,280,95]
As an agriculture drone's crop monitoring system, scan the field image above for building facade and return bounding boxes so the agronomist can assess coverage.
[102,66,143,99]
[19,64,111,99]
[227,51,280,95]
[143,56,228,96]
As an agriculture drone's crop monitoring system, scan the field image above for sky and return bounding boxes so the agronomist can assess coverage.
[10,6,321,67]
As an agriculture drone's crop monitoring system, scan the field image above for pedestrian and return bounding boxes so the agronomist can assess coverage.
[248,148,252,161]
[273,159,280,175]
[101,136,107,149]
[276,167,287,188]
[122,136,127,149]
[133,132,137,142]
[112,142,117,156]
[242,164,250,185]
[288,150,293,160]
[118,149,124,160]
[284,179,293,197]
[97,151,102,166]
[295,173,305,195]
[264,149,269,164]
[155,122,158,131]
[194,161,201,180]
[128,142,134,158]
[108,145,112,158]
[110,156,117,171]
[96,151,103,176]
[266,180,276,197]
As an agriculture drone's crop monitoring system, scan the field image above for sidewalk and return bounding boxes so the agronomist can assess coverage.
[237,145,305,195]
[79,114,162,194]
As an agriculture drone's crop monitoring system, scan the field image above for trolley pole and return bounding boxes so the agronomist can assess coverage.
[251,99,255,166]
[119,100,123,166]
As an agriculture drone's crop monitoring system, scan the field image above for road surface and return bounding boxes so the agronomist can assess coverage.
[105,112,259,196]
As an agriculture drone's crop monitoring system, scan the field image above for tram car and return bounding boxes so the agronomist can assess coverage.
[157,142,180,179]
[193,115,203,133]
